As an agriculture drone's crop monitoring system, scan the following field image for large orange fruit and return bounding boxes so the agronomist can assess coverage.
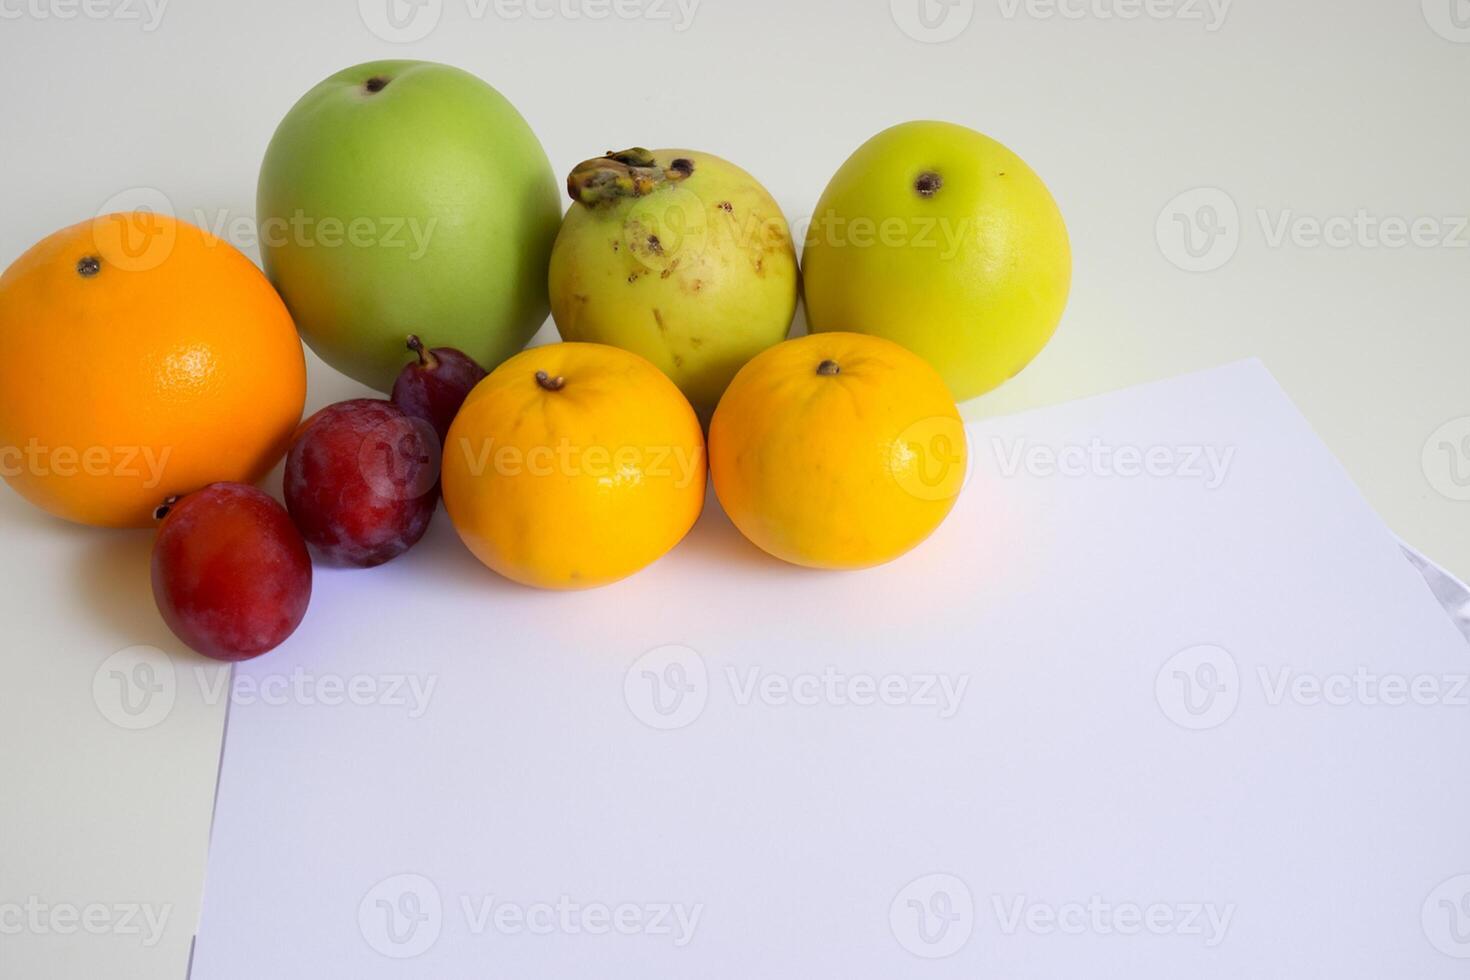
[0,213,307,528]
[709,332,967,569]
[442,342,705,589]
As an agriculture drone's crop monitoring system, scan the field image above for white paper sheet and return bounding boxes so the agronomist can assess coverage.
[189,360,1470,978]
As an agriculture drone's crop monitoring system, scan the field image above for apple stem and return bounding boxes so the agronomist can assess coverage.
[816,359,841,376]
[406,335,437,370]
[566,149,693,207]
[535,370,566,392]
[153,496,180,522]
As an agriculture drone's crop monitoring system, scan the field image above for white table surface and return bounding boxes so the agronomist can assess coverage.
[1,1,1467,976]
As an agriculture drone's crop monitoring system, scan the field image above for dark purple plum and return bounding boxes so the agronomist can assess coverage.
[391,335,488,443]
[284,399,439,567]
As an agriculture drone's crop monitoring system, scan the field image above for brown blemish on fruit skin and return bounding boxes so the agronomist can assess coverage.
[672,354,684,368]
[718,201,733,213]
[690,337,704,349]
[364,76,390,94]
[660,258,680,280]
[571,293,590,305]
[76,256,101,278]
[566,149,692,207]
[152,495,180,521]
[647,235,662,255]
[627,272,640,284]
[915,171,943,197]
[653,309,666,333]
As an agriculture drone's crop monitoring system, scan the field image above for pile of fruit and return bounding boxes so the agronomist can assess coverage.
[0,60,1071,661]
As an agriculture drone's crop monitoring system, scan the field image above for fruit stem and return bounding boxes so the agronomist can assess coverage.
[566,149,693,208]
[816,359,841,376]
[153,496,180,522]
[406,335,437,370]
[535,370,566,392]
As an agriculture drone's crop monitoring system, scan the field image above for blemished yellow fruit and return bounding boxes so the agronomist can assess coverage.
[549,148,798,420]
[801,120,1071,402]
[441,342,706,590]
[0,213,306,528]
[709,332,967,570]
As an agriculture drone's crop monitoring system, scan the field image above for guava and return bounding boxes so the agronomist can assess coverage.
[548,148,798,419]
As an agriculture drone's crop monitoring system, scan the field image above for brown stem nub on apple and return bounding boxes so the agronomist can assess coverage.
[816,359,841,376]
[364,76,390,94]
[405,335,438,370]
[566,148,693,208]
[915,171,943,198]
[535,370,566,392]
[153,496,180,522]
[77,256,101,278]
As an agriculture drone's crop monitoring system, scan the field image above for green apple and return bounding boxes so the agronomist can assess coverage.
[258,60,561,391]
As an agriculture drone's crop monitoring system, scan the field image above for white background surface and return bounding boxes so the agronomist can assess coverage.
[0,1,1467,976]
[187,363,1470,977]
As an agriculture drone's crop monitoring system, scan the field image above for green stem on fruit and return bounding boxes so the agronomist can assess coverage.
[406,335,437,370]
[566,149,693,208]
[535,370,566,392]
[816,359,841,376]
